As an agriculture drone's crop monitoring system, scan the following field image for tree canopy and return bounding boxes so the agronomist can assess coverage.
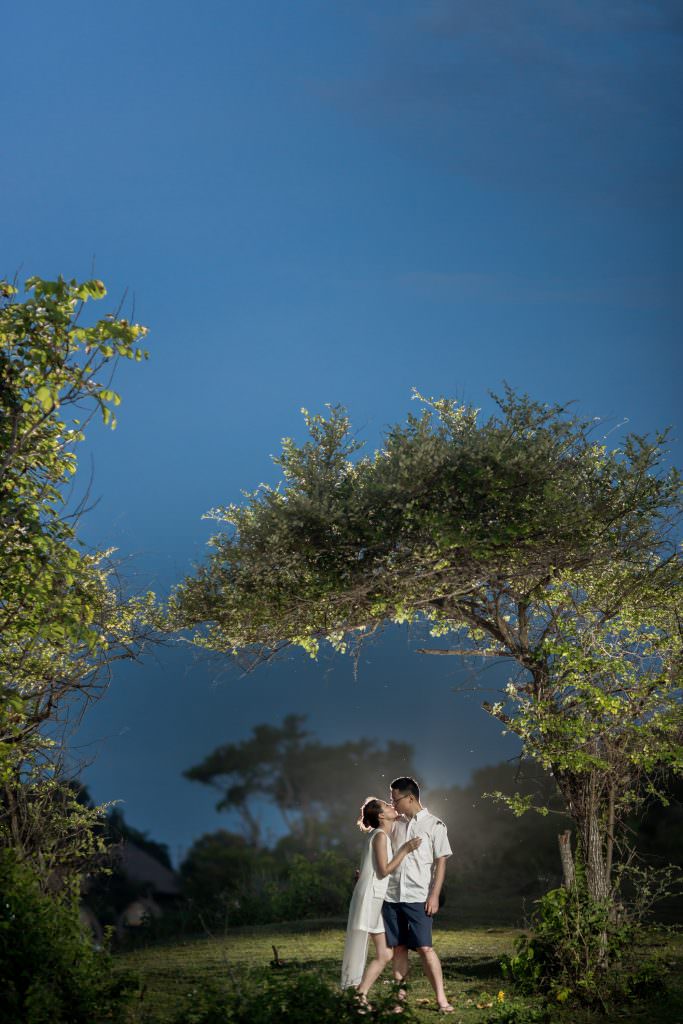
[172,391,679,659]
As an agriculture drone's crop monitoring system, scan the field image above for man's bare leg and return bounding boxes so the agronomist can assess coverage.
[391,943,409,983]
[416,946,453,1011]
[389,944,409,1011]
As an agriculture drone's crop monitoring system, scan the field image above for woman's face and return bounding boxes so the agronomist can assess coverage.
[378,800,398,822]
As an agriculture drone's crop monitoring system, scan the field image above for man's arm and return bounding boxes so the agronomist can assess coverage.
[425,856,447,916]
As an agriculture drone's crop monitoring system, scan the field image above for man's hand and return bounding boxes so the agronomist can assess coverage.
[425,892,440,916]
[425,856,447,916]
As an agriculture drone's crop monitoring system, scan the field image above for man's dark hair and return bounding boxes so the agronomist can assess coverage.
[391,776,420,801]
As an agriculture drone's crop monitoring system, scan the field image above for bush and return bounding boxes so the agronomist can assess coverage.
[0,851,136,1023]
[180,829,277,907]
[169,971,417,1024]
[153,849,354,937]
[502,884,667,1010]
[267,852,352,922]
[486,1004,550,1024]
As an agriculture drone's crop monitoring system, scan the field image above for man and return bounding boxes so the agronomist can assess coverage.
[382,775,454,1014]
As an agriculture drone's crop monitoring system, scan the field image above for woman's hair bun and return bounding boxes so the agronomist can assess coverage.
[356,797,383,831]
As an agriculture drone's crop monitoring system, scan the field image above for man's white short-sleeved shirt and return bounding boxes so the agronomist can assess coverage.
[385,807,452,903]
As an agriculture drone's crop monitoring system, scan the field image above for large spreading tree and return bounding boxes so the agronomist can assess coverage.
[172,391,682,913]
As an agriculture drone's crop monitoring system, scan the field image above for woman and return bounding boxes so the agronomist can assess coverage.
[341,797,422,996]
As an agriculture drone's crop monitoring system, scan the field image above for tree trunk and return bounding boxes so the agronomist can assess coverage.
[558,830,575,889]
[554,767,610,903]
[2,783,23,851]
[238,801,261,848]
[605,784,615,894]
[581,807,609,902]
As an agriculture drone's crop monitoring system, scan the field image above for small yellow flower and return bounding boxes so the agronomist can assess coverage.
[497,990,505,1003]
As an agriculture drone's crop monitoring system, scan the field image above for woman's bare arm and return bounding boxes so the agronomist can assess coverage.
[373,832,422,878]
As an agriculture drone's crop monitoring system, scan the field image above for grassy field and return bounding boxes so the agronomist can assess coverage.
[116,919,683,1023]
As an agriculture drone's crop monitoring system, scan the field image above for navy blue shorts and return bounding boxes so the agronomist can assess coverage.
[382,901,433,950]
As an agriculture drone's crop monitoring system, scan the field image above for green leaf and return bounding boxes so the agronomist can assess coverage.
[35,386,53,412]
[100,388,121,406]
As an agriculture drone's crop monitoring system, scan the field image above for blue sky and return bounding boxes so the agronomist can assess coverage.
[3,1,681,862]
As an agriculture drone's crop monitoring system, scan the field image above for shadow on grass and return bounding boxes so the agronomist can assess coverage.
[440,954,502,981]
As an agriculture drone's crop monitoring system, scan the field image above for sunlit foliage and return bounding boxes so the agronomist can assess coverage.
[0,276,156,872]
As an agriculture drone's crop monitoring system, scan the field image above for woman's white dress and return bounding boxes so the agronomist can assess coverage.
[340,828,392,989]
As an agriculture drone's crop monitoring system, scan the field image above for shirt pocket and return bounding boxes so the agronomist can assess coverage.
[414,834,433,864]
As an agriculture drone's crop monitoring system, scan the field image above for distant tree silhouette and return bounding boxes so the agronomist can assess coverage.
[185,714,416,854]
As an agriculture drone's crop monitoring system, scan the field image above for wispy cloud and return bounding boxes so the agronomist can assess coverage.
[319,0,683,204]
[418,0,683,42]
[400,270,683,311]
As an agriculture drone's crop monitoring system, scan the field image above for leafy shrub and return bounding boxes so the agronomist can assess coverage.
[0,851,136,1023]
[267,852,352,922]
[149,849,354,938]
[169,971,417,1024]
[180,829,277,907]
[485,996,550,1024]
[502,884,667,1009]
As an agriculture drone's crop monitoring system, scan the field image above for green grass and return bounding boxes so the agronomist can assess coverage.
[117,920,683,1023]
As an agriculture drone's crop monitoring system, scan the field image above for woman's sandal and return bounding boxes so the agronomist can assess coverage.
[438,1003,455,1014]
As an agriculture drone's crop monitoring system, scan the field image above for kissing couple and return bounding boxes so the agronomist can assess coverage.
[341,776,454,1014]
